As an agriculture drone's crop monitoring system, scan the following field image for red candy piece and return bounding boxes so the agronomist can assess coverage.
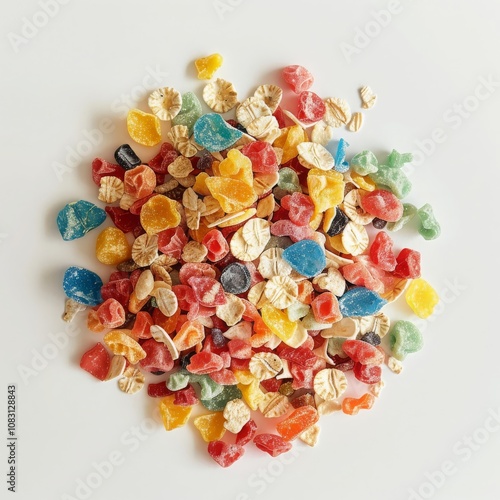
[342,340,384,366]
[101,279,133,309]
[394,248,421,279]
[281,192,315,226]
[174,385,199,406]
[353,362,382,384]
[97,298,126,328]
[207,441,245,468]
[271,219,314,242]
[297,91,326,124]
[360,189,403,222]
[282,65,314,94]
[131,311,154,339]
[341,262,384,293]
[160,150,179,172]
[179,263,216,284]
[186,352,224,374]
[147,381,173,398]
[369,231,397,272]
[105,207,141,234]
[202,229,230,262]
[311,292,342,323]
[158,226,189,260]
[254,433,292,457]
[109,271,129,282]
[172,285,197,311]
[209,368,237,385]
[278,346,318,368]
[139,339,174,373]
[91,158,124,185]
[129,269,142,289]
[80,343,110,381]
[290,363,314,390]
[332,355,355,372]
[129,194,156,215]
[227,339,252,359]
[187,277,227,307]
[230,358,250,371]
[276,406,319,441]
[241,141,279,173]
[273,106,286,128]
[260,378,282,392]
[236,419,258,446]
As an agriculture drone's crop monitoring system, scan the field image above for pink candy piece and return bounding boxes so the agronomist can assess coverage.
[187,277,227,307]
[97,298,126,328]
[241,141,279,173]
[281,192,315,226]
[343,340,384,366]
[139,339,175,373]
[297,91,326,124]
[209,368,238,386]
[271,219,314,242]
[369,231,397,272]
[179,263,217,285]
[360,189,403,222]
[227,339,252,359]
[282,65,314,94]
[202,229,230,262]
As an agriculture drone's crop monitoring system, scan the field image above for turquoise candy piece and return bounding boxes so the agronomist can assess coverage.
[333,138,350,173]
[167,370,191,391]
[370,165,412,199]
[350,150,378,175]
[63,266,103,306]
[200,384,242,411]
[338,287,387,317]
[57,200,106,241]
[172,92,202,135]
[390,320,423,360]
[282,240,326,278]
[385,149,413,169]
[193,113,242,152]
[278,167,301,193]
[417,203,441,240]
[386,203,417,232]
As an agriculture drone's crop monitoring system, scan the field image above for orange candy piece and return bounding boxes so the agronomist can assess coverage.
[342,393,375,415]
[276,405,319,441]
[311,292,342,323]
[124,165,157,199]
[205,177,257,214]
[173,320,205,351]
[140,195,181,235]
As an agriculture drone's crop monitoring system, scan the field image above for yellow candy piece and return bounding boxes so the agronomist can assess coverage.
[405,278,439,318]
[193,412,226,442]
[238,380,264,411]
[96,227,131,266]
[219,149,253,187]
[261,303,297,343]
[195,53,223,80]
[351,173,376,192]
[325,233,348,254]
[273,125,307,164]
[205,177,257,214]
[309,210,323,230]
[126,109,162,147]
[307,168,345,214]
[140,195,181,235]
[189,220,212,243]
[160,395,192,431]
[103,330,146,364]
[193,172,211,196]
[233,370,255,385]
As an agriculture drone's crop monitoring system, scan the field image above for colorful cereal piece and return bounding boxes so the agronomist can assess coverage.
[57,200,106,241]
[63,266,103,306]
[80,343,110,381]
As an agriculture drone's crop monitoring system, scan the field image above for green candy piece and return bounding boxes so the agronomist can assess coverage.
[390,321,423,360]
[200,384,242,411]
[417,203,441,240]
[278,167,301,193]
[386,203,417,232]
[350,150,379,175]
[327,337,347,358]
[370,165,412,199]
[167,370,190,391]
[172,92,202,135]
[192,374,224,400]
[385,150,413,169]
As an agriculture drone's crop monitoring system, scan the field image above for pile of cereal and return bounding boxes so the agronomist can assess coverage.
[57,54,441,467]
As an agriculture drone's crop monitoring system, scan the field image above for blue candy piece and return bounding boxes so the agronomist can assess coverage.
[57,200,106,241]
[282,240,326,278]
[63,266,103,306]
[338,287,387,317]
[334,138,350,173]
[193,113,242,152]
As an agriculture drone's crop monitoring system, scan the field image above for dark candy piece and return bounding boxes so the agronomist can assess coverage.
[114,144,141,170]
[327,208,349,236]
[372,217,387,229]
[220,262,251,294]
[360,331,381,346]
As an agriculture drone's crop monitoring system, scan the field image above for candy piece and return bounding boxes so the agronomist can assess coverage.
[140,339,175,373]
[97,298,125,328]
[386,203,417,232]
[200,384,242,411]
[325,207,349,236]
[104,330,146,365]
[394,248,421,279]
[342,339,384,365]
[194,114,242,153]
[342,393,375,415]
[282,240,326,278]
[236,419,258,446]
[282,65,314,93]
[174,385,199,406]
[261,304,297,344]
[360,189,403,222]
[311,292,342,323]
[405,278,439,318]
[140,195,181,235]
[187,352,224,375]
[307,168,345,213]
[126,109,162,147]
[353,363,382,384]
[173,320,205,351]
[148,87,182,121]
[207,441,244,468]
[92,158,125,184]
[194,412,226,442]
[338,288,387,317]
[195,53,223,79]
[385,149,413,168]
[158,226,188,260]
[278,167,301,193]
[124,164,157,199]
[282,192,315,227]
[96,227,131,266]
[333,138,349,173]
[80,343,110,381]
[171,92,203,135]
[148,382,173,398]
[276,406,319,441]
[297,91,326,124]
[63,267,103,306]
[350,150,378,175]
[360,331,381,346]
[241,141,278,173]
[254,434,292,457]
[390,320,424,360]
[369,231,397,271]
[114,144,141,170]
[370,165,411,199]
[57,201,106,241]
[219,149,253,186]
[160,395,192,431]
[205,177,257,214]
[220,263,251,294]
[417,203,441,240]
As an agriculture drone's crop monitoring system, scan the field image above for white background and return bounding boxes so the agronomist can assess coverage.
[1,1,499,499]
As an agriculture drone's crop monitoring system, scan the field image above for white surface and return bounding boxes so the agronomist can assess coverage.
[1,1,499,499]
